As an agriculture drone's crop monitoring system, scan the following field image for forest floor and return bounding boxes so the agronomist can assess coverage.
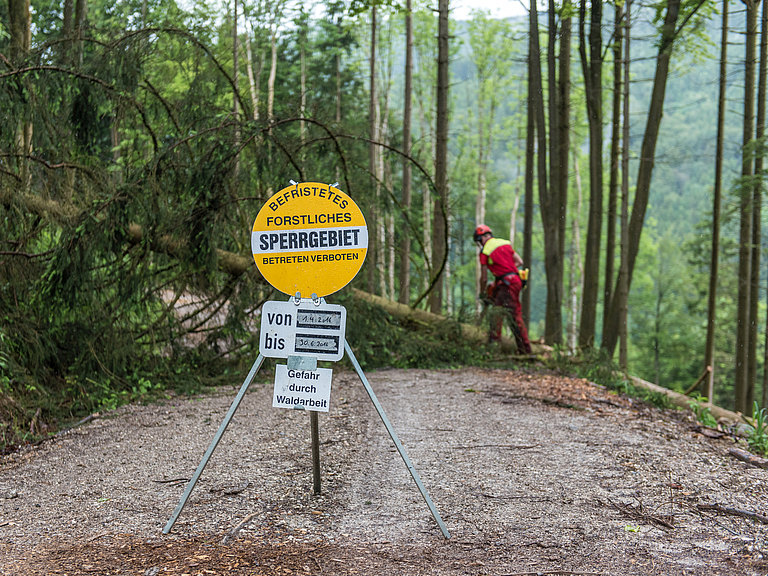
[1,364,768,576]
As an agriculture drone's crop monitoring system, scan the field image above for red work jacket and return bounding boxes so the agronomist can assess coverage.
[479,238,519,279]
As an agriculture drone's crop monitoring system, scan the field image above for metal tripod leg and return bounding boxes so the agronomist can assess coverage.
[344,340,450,540]
[163,354,265,534]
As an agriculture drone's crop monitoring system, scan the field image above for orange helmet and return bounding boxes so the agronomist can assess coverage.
[473,224,492,242]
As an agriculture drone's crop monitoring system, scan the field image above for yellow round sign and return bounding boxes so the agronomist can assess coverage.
[251,182,368,297]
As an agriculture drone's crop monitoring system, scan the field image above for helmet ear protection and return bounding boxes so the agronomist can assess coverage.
[474,224,492,242]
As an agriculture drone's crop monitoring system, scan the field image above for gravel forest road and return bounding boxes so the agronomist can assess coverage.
[1,366,767,575]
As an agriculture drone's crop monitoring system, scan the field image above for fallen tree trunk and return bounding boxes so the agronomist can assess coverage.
[126,218,531,353]
[627,374,745,425]
[350,289,537,354]
[728,447,768,469]
[126,223,258,279]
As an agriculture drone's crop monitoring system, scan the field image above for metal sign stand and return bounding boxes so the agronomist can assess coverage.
[163,353,265,534]
[343,340,450,539]
[162,341,450,539]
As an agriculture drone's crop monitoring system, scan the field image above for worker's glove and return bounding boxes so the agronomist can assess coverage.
[519,268,529,289]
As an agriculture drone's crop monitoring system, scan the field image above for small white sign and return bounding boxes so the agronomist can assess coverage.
[259,300,346,362]
[272,365,332,412]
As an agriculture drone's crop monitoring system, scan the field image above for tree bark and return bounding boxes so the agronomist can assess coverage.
[267,29,277,124]
[556,2,571,292]
[603,0,682,357]
[244,23,263,122]
[568,153,584,352]
[7,0,30,63]
[398,0,414,306]
[735,0,759,414]
[603,1,623,345]
[233,0,241,182]
[523,25,535,325]
[8,0,32,191]
[578,0,603,350]
[751,0,766,410]
[703,0,729,403]
[429,0,450,314]
[618,0,631,370]
[521,14,538,323]
[533,0,563,345]
[368,5,378,294]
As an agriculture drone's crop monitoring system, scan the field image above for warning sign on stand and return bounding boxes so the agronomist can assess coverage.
[251,182,368,297]
[272,365,332,412]
[164,181,448,540]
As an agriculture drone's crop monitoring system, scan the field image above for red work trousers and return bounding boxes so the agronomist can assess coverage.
[489,276,532,354]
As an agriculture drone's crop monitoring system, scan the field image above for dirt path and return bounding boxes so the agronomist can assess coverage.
[1,366,767,575]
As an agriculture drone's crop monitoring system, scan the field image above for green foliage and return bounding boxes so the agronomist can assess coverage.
[550,347,620,389]
[551,347,672,411]
[746,402,768,456]
[688,393,719,429]
[628,228,706,391]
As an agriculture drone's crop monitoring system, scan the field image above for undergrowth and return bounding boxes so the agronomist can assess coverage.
[747,401,768,456]
[0,288,496,454]
[549,347,672,410]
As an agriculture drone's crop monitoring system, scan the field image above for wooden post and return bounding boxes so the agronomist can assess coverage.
[310,411,321,494]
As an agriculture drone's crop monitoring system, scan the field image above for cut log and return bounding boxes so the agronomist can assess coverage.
[728,447,768,469]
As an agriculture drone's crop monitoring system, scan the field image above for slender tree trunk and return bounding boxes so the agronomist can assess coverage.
[233,0,241,182]
[73,0,86,65]
[568,153,584,352]
[383,119,396,300]
[533,0,562,345]
[736,0,759,414]
[335,15,342,183]
[547,1,561,230]
[578,0,603,350]
[556,3,572,291]
[368,6,378,293]
[618,0,631,370]
[63,0,73,39]
[750,0,766,410]
[523,30,535,326]
[509,193,521,245]
[377,33,396,301]
[8,0,30,63]
[704,0,729,403]
[603,0,683,357]
[654,246,663,384]
[376,97,388,298]
[429,0,450,314]
[603,1,623,345]
[475,142,486,312]
[300,25,307,151]
[335,11,341,127]
[244,26,262,121]
[423,180,432,293]
[445,213,453,313]
[399,0,414,306]
[476,138,487,228]
[267,29,277,123]
[418,101,434,293]
[8,0,32,191]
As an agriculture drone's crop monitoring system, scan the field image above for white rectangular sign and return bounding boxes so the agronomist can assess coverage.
[272,365,332,412]
[259,300,346,362]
